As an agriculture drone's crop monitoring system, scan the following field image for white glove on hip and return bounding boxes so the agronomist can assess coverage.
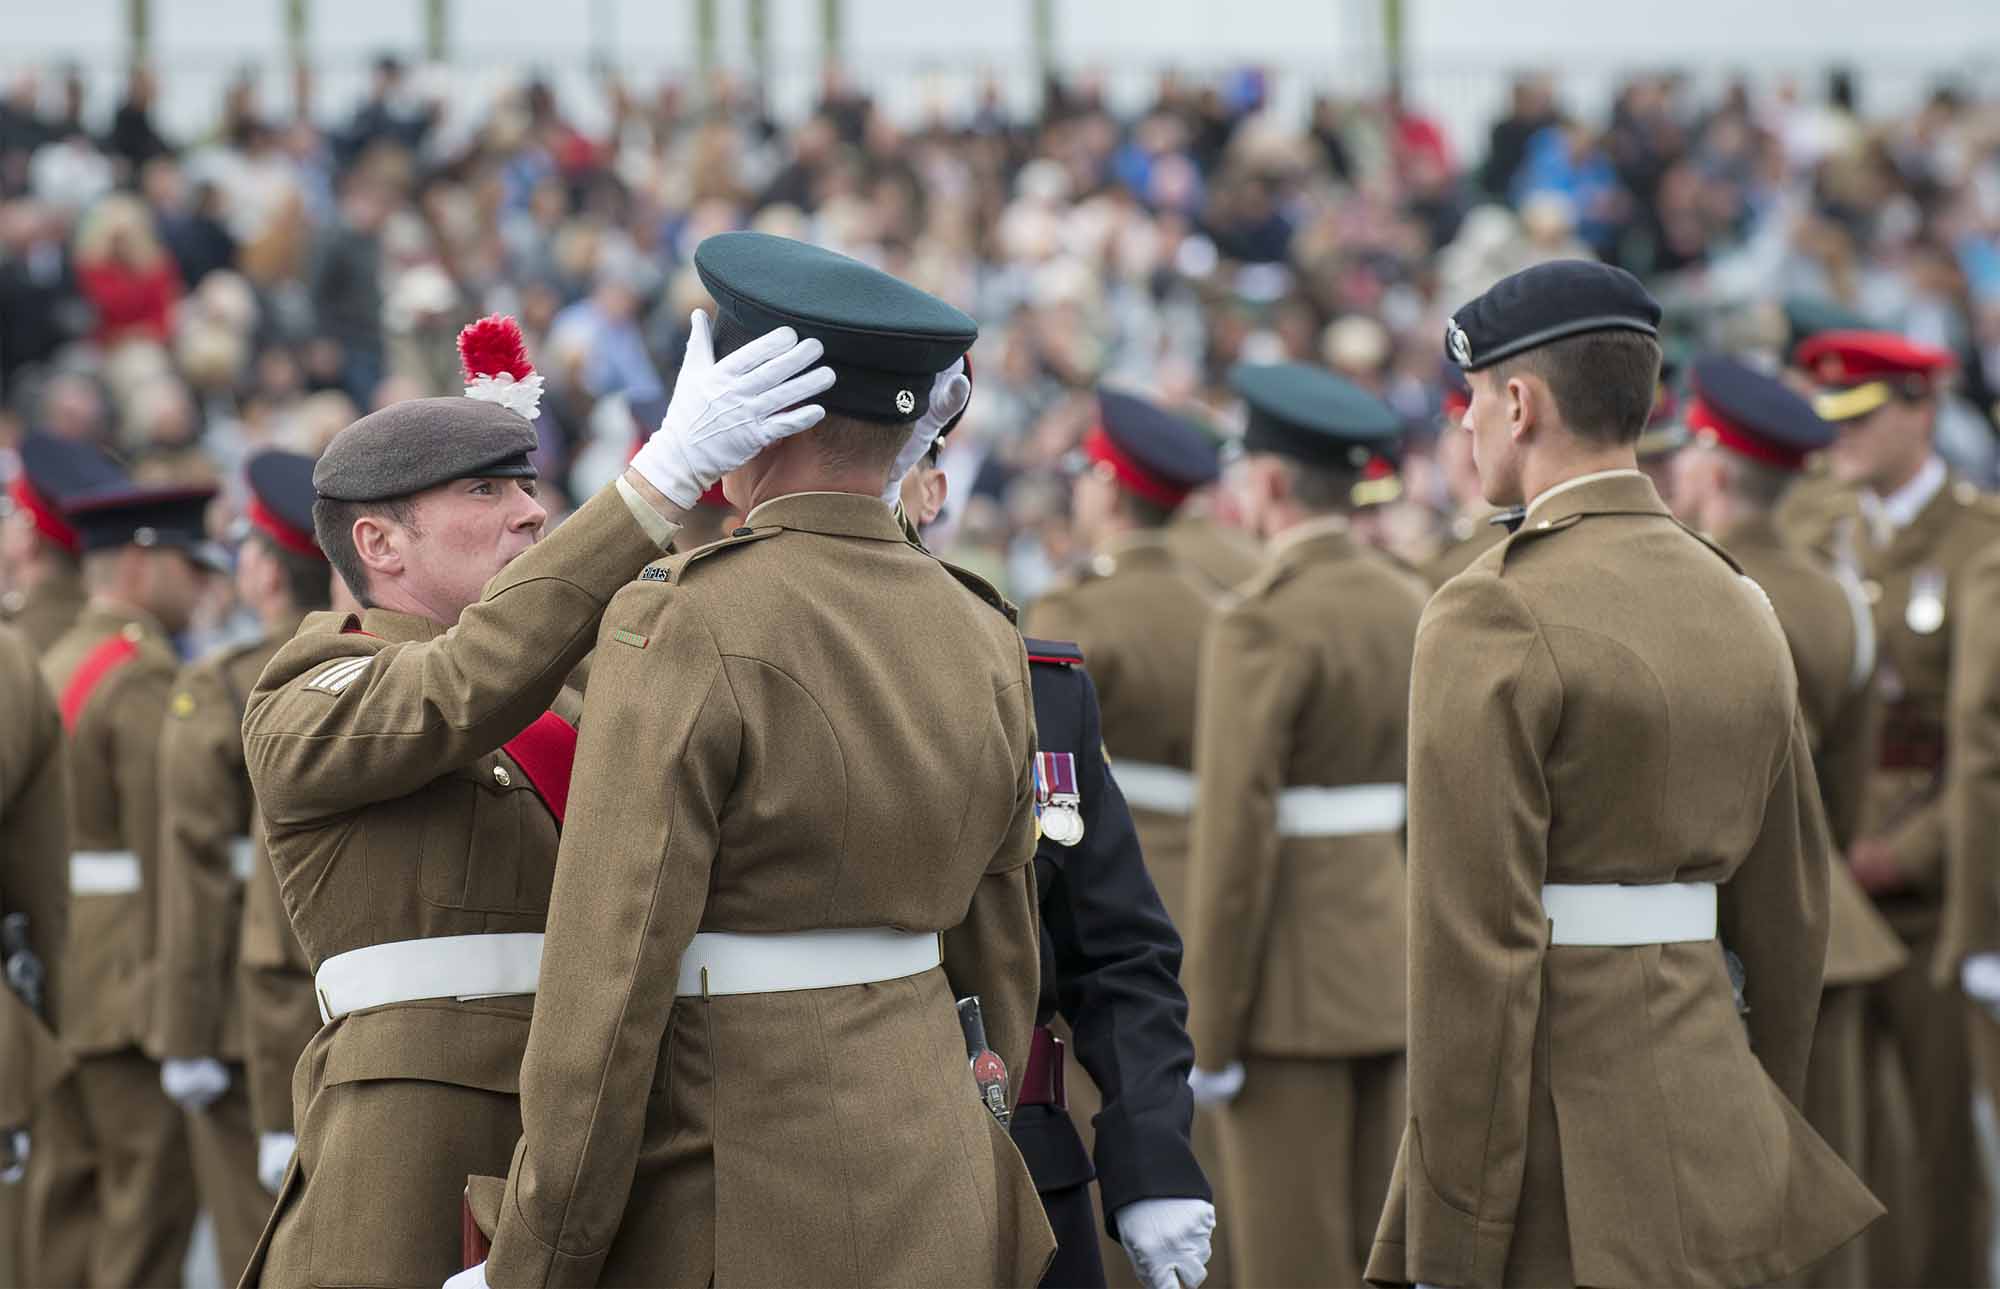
[0,1128,27,1184]
[442,1258,490,1289]
[258,1130,296,1193]
[1116,1197,1217,1289]
[160,1057,230,1110]
[629,311,835,509]
[1187,1062,1244,1106]
[880,358,971,505]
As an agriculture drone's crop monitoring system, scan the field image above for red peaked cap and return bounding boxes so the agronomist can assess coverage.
[1793,330,1954,385]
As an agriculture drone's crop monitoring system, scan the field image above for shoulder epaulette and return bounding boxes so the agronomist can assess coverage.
[648,526,778,584]
[1024,637,1083,667]
[933,556,1018,624]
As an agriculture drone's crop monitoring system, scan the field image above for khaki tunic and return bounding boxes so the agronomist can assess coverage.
[236,826,317,1138]
[481,492,1053,1289]
[1419,506,1508,589]
[1163,512,1263,594]
[1022,532,1223,927]
[155,630,297,1281]
[1368,473,1880,1289]
[32,603,198,1288]
[1788,471,2000,1288]
[1183,519,1423,1288]
[1722,515,1906,1289]
[0,625,69,1289]
[238,486,664,1289]
[0,567,86,657]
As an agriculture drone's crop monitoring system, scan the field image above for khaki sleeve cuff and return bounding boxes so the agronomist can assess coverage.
[614,475,681,552]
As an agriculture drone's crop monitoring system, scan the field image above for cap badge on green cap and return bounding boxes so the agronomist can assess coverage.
[896,389,916,415]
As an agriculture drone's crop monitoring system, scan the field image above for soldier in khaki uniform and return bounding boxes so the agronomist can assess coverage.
[32,483,225,1288]
[464,233,1049,1288]
[152,451,331,1282]
[1022,391,1237,1288]
[1669,355,1911,1288]
[238,313,830,1288]
[1180,361,1422,1288]
[1783,330,2000,1287]
[0,623,70,1289]
[1369,262,1880,1288]
[1,434,126,654]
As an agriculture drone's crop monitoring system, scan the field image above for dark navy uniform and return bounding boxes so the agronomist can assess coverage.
[1018,638,1210,1288]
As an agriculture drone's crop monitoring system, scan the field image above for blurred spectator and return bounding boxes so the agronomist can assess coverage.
[308,174,389,404]
[106,65,174,174]
[73,193,183,345]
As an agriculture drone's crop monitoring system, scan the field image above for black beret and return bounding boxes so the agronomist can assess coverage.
[1446,260,1662,372]
[1085,388,1220,506]
[695,231,977,425]
[64,482,225,570]
[1229,362,1401,471]
[313,398,538,503]
[245,450,325,558]
[1688,354,1832,471]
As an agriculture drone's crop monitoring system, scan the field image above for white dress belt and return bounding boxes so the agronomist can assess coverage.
[1111,760,1407,837]
[70,850,141,895]
[1277,783,1407,837]
[1111,761,1199,814]
[314,932,545,1023]
[228,836,256,883]
[676,928,941,997]
[1542,882,1718,947]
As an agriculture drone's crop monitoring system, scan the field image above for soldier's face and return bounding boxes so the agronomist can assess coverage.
[1825,399,1930,493]
[400,477,547,619]
[1070,467,1119,546]
[140,548,213,636]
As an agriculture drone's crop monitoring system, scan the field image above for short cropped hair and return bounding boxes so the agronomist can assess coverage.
[1490,329,1664,445]
[811,412,915,479]
[312,494,422,608]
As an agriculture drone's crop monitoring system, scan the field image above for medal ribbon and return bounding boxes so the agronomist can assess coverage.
[1037,751,1078,798]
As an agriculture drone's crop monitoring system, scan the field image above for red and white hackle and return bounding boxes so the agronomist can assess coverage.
[457,314,545,420]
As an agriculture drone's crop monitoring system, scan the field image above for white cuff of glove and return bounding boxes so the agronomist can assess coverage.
[880,359,971,505]
[257,1131,296,1193]
[1188,1062,1244,1106]
[442,1258,490,1289]
[161,1057,231,1110]
[1116,1197,1216,1289]
[1964,953,2000,1008]
[1,1129,27,1184]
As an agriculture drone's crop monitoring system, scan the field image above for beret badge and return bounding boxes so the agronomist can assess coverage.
[1447,319,1473,368]
[896,389,916,415]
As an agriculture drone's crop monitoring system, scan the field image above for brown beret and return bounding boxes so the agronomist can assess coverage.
[313,398,539,503]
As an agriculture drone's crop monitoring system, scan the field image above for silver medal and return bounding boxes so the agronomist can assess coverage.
[1906,567,1946,636]
[1042,800,1085,847]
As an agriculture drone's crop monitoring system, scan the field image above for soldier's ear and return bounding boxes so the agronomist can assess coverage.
[349,514,406,580]
[1504,373,1539,443]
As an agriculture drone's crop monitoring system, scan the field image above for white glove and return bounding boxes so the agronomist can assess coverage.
[443,1259,490,1289]
[160,1057,231,1110]
[1116,1197,1216,1289]
[258,1130,296,1193]
[0,1128,27,1184]
[630,311,835,508]
[1963,953,2000,1020]
[1188,1062,1244,1106]
[881,358,971,504]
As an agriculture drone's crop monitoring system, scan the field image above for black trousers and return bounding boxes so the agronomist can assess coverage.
[1039,1181,1109,1288]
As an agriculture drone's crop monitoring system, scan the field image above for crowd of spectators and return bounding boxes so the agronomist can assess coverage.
[5,54,2000,622]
